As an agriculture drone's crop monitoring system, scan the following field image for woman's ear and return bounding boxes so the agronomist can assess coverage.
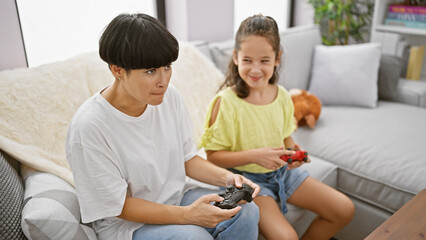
[233,50,238,65]
[275,50,283,67]
[110,64,124,80]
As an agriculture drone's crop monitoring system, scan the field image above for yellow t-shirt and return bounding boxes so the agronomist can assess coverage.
[199,85,296,173]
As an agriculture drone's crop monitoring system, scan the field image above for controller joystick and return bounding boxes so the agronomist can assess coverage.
[214,184,254,209]
[280,150,308,164]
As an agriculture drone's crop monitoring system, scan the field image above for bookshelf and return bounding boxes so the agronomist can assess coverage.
[371,0,426,81]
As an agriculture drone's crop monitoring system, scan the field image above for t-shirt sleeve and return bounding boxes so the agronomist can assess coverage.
[67,142,128,223]
[199,94,236,151]
[282,88,297,139]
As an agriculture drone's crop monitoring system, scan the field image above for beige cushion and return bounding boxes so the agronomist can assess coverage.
[172,41,224,144]
[0,53,113,185]
[0,41,224,186]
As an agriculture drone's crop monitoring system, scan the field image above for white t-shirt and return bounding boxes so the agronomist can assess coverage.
[65,84,198,240]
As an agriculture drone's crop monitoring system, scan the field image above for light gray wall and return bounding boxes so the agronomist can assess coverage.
[0,0,27,70]
[165,0,188,41]
[293,0,314,26]
[187,0,233,42]
[165,0,234,42]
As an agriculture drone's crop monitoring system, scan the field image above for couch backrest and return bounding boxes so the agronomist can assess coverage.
[279,25,322,90]
[0,52,114,186]
[196,25,322,91]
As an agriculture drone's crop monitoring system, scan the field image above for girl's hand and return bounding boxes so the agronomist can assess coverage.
[286,144,311,170]
[225,173,260,199]
[250,147,295,170]
[183,194,241,228]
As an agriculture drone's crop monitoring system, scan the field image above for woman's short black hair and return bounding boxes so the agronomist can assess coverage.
[99,13,179,70]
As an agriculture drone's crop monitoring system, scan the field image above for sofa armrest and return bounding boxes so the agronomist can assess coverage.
[21,167,97,240]
[386,79,426,108]
[0,151,26,239]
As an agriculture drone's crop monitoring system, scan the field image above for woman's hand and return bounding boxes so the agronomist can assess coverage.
[286,144,311,170]
[249,147,295,170]
[225,173,260,199]
[182,194,241,228]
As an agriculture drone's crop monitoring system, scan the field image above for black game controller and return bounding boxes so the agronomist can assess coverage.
[214,184,254,209]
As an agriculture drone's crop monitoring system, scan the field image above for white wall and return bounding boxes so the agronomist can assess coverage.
[16,0,156,67]
[165,0,234,42]
[234,0,291,33]
[0,0,27,70]
[166,0,292,42]
[187,0,234,42]
[293,0,315,26]
[165,0,188,41]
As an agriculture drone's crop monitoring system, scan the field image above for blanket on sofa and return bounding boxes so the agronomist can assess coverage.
[0,42,223,186]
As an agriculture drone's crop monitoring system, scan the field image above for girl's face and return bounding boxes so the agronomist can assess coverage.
[233,36,280,90]
[120,64,172,107]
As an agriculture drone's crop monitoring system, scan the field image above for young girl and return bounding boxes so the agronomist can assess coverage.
[200,14,354,240]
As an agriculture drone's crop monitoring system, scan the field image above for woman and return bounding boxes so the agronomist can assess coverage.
[65,13,260,240]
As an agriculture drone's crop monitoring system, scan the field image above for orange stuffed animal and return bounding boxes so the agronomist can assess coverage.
[289,89,322,129]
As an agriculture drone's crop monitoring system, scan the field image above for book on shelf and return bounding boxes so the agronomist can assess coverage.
[385,18,426,29]
[387,12,426,22]
[406,45,425,81]
[388,5,426,15]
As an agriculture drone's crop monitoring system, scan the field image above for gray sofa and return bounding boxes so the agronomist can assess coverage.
[1,25,425,240]
[195,25,426,240]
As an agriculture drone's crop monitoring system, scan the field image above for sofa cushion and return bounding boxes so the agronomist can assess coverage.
[378,54,402,100]
[279,25,322,90]
[21,167,97,240]
[0,52,114,186]
[191,41,214,63]
[299,155,338,188]
[308,43,382,108]
[0,152,26,240]
[172,41,225,143]
[293,101,426,213]
[208,39,234,74]
[390,79,426,108]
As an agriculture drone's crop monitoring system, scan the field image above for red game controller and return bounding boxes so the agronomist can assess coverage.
[280,150,308,164]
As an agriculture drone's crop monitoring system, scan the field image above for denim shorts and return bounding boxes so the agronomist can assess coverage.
[229,167,309,214]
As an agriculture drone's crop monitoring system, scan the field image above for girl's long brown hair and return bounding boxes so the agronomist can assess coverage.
[220,14,282,98]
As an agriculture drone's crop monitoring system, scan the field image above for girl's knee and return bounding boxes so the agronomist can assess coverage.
[329,195,355,225]
[340,197,355,223]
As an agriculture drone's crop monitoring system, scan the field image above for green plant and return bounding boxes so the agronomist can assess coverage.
[309,0,374,45]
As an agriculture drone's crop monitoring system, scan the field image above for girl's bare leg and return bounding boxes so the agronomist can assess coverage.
[254,196,298,240]
[288,177,355,240]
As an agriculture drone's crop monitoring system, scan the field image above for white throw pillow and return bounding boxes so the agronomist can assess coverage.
[308,43,381,108]
[21,167,97,240]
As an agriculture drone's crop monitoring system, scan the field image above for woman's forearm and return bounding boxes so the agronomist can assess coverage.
[185,155,231,187]
[118,197,187,224]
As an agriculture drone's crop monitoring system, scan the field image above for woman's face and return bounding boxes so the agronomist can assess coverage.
[121,64,172,107]
[233,36,280,90]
